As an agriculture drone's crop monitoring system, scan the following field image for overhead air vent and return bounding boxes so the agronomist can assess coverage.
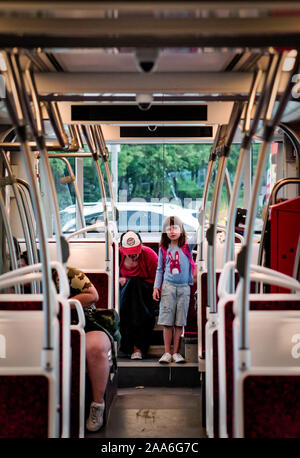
[71,104,207,122]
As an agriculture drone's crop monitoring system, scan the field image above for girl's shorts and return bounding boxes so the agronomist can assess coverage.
[158,281,190,327]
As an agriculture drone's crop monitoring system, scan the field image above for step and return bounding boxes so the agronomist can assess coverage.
[118,336,197,359]
[148,344,166,357]
[117,357,201,388]
[118,343,186,359]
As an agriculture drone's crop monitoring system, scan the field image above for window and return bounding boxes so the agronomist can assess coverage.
[49,139,256,235]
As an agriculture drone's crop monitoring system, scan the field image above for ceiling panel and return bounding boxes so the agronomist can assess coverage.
[53,48,237,73]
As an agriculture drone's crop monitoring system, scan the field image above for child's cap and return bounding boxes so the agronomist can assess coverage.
[162,215,183,233]
[120,231,142,255]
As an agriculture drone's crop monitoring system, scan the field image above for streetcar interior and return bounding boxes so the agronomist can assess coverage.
[0,1,300,440]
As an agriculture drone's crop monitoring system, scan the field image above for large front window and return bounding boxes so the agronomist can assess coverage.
[49,135,287,236]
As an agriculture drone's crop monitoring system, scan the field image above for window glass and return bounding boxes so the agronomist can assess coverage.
[53,142,249,235]
[50,157,76,228]
[116,143,211,233]
[83,156,102,203]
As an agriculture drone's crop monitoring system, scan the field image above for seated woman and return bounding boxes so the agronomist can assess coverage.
[52,267,111,433]
[119,231,158,360]
[21,252,110,433]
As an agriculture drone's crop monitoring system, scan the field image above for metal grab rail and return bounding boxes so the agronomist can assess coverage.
[0,151,36,270]
[223,69,264,293]
[93,125,118,224]
[237,50,300,359]
[66,221,118,242]
[197,124,221,272]
[258,177,300,269]
[3,49,57,360]
[0,260,70,299]
[197,220,244,262]
[72,124,84,150]
[0,190,20,292]
[68,298,86,329]
[54,156,86,235]
[293,236,300,281]
[207,101,244,315]
[205,97,253,435]
[0,151,41,292]
[8,50,68,264]
[0,272,44,291]
[224,168,232,205]
[48,147,117,234]
[22,58,69,265]
[0,118,80,152]
[81,125,111,270]
[270,176,300,206]
[47,149,115,240]
[0,141,79,151]
[214,224,244,244]
[16,182,38,260]
[44,101,69,149]
[15,178,40,270]
[233,273,300,314]
[218,261,300,299]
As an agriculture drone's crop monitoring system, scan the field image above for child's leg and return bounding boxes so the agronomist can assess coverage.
[163,325,173,354]
[173,326,183,354]
[173,284,190,355]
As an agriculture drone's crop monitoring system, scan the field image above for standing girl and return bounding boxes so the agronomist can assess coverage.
[153,216,196,364]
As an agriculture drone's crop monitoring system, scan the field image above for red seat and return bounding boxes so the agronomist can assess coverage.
[221,298,300,438]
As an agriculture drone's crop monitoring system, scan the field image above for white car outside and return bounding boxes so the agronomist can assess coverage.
[61,201,199,234]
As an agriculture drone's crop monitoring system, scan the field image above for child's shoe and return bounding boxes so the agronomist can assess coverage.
[172,353,186,364]
[159,352,172,364]
[131,351,142,360]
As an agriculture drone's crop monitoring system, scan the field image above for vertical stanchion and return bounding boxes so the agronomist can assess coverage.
[3,50,55,357]
[237,50,298,365]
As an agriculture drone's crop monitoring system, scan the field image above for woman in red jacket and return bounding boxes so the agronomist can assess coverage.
[119,231,158,360]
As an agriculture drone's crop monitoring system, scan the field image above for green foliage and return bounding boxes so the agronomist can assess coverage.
[51,143,247,217]
[83,157,102,202]
[50,157,75,210]
[118,143,211,202]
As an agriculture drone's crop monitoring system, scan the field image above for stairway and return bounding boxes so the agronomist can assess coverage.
[117,322,200,388]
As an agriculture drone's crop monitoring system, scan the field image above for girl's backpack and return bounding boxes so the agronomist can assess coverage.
[160,244,195,274]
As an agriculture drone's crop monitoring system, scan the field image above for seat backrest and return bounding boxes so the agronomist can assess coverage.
[0,295,60,438]
[48,240,115,309]
[0,309,47,367]
[0,296,59,367]
[236,304,300,438]
[68,299,86,438]
[48,240,110,271]
[246,309,300,367]
[270,196,300,292]
[0,294,71,438]
[220,296,300,438]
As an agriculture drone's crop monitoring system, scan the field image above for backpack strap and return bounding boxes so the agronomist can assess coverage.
[181,244,196,274]
[161,246,167,271]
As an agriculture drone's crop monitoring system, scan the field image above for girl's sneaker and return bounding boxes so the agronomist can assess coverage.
[159,352,172,364]
[172,353,186,364]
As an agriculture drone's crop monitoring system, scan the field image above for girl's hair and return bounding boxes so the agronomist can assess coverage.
[160,216,186,249]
